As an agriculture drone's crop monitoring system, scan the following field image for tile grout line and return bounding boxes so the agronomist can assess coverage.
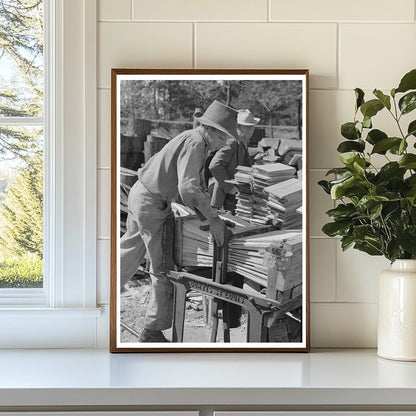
[333,229,339,303]
[267,0,271,22]
[336,22,340,90]
[333,192,340,303]
[98,19,415,24]
[130,0,133,20]
[193,22,197,69]
[310,301,378,305]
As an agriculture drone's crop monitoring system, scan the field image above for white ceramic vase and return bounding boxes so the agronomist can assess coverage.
[378,259,416,361]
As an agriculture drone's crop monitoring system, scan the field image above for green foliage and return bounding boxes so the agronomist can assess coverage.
[0,0,43,161]
[0,0,44,287]
[0,252,42,288]
[319,68,416,262]
[0,154,43,258]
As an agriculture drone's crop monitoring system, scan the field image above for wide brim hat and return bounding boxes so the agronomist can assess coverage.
[193,107,204,117]
[196,100,238,139]
[238,109,260,126]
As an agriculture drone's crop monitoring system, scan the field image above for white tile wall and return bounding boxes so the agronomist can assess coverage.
[98,169,111,239]
[98,89,111,168]
[99,0,131,21]
[309,90,353,169]
[336,246,390,303]
[98,22,193,88]
[132,0,268,21]
[97,239,110,304]
[196,23,338,89]
[310,239,336,302]
[339,24,416,90]
[311,303,378,347]
[270,0,415,22]
[96,0,416,347]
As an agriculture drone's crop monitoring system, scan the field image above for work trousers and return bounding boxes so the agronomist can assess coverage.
[120,181,175,331]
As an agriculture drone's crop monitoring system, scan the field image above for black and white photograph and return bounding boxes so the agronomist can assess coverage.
[110,69,309,352]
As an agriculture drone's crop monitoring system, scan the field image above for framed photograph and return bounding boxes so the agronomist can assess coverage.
[110,69,310,352]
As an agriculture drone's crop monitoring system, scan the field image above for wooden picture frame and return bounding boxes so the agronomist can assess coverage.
[110,69,310,352]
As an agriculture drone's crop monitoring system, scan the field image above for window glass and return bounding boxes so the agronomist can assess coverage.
[0,0,44,289]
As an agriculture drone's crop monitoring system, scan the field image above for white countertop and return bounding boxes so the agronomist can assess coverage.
[0,348,416,408]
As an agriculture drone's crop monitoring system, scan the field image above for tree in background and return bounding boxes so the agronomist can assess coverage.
[236,80,302,137]
[119,79,303,138]
[0,0,44,280]
[0,0,43,160]
[0,154,43,257]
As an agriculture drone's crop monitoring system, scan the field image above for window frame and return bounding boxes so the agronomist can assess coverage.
[0,0,100,348]
[0,1,49,304]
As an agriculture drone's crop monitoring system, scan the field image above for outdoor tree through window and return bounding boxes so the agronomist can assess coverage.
[0,0,44,288]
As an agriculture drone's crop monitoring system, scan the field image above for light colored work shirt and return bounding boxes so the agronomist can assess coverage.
[139,127,219,221]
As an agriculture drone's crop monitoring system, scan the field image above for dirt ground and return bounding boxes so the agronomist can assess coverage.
[120,276,248,343]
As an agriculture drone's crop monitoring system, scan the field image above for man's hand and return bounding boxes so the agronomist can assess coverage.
[229,185,239,195]
[209,217,226,246]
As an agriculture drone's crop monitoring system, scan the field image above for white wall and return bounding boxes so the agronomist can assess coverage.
[96,0,416,348]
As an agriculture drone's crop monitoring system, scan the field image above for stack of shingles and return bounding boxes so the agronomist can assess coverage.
[234,166,255,221]
[251,163,297,224]
[277,138,303,167]
[264,178,302,229]
[174,214,302,297]
[228,230,302,291]
[174,214,257,268]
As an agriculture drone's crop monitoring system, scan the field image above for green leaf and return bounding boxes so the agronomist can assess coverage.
[353,158,366,174]
[406,174,416,187]
[399,154,416,169]
[386,240,402,262]
[353,224,374,240]
[373,89,391,110]
[391,88,396,98]
[318,180,331,194]
[355,88,365,110]
[369,203,383,220]
[357,195,389,212]
[326,203,357,219]
[398,227,416,255]
[341,122,360,140]
[371,137,402,154]
[325,167,352,176]
[341,235,355,251]
[407,120,416,137]
[363,115,372,129]
[339,152,360,167]
[360,99,384,119]
[330,175,365,200]
[337,140,365,153]
[399,92,416,115]
[354,241,383,256]
[389,139,408,155]
[366,129,387,145]
[322,221,351,237]
[396,69,416,94]
[365,236,384,252]
[377,162,406,182]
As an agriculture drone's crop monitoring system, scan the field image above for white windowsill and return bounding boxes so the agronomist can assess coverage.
[0,307,102,316]
[0,307,105,349]
[0,348,415,409]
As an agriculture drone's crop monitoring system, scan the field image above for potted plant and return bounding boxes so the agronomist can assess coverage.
[319,68,416,361]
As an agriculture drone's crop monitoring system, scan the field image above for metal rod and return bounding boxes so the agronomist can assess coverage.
[120,321,141,339]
